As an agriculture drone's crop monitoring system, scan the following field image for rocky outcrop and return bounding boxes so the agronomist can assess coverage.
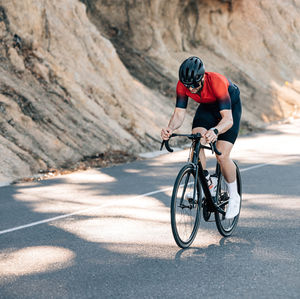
[0,0,190,183]
[0,0,299,183]
[83,0,300,123]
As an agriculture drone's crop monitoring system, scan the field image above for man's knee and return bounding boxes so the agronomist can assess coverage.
[216,140,233,164]
[192,127,207,143]
[216,153,229,165]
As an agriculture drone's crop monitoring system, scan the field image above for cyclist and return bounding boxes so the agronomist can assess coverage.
[161,56,242,219]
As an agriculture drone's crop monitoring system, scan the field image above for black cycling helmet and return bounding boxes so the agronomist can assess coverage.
[179,56,205,87]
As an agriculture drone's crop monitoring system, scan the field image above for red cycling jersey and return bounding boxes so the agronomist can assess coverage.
[176,72,232,110]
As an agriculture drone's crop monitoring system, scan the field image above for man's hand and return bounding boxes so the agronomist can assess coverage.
[161,127,173,140]
[205,129,218,143]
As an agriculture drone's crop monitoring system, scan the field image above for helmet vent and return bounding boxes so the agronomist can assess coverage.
[179,56,205,85]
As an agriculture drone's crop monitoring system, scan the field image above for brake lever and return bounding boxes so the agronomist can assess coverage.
[160,139,174,152]
[210,141,222,155]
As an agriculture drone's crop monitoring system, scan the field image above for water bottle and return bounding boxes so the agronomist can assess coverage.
[204,170,217,196]
[210,175,218,196]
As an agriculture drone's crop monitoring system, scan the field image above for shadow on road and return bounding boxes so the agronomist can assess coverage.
[0,155,299,297]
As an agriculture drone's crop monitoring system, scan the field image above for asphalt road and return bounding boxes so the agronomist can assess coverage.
[0,120,300,298]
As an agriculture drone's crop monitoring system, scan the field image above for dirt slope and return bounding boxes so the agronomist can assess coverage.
[0,0,299,183]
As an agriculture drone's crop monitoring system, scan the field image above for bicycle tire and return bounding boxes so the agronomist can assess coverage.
[215,162,242,237]
[170,164,202,248]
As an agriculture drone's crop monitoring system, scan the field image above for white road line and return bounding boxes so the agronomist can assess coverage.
[239,156,297,172]
[0,155,298,236]
[0,187,173,236]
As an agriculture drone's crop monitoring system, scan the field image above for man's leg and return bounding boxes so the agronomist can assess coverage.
[215,140,240,219]
[215,140,236,182]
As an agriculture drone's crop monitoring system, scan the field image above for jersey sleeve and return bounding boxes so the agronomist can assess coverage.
[176,81,188,109]
[211,75,231,111]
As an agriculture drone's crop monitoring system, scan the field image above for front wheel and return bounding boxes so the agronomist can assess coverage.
[215,162,242,237]
[170,164,202,248]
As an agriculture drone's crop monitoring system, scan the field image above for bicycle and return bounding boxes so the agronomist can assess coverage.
[160,133,242,248]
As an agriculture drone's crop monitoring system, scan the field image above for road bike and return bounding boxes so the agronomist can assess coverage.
[161,133,242,248]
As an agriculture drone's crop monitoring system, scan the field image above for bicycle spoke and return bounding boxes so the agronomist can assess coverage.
[179,172,191,205]
[171,165,201,248]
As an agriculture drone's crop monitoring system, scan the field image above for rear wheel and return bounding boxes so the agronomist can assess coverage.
[215,162,242,237]
[170,164,202,248]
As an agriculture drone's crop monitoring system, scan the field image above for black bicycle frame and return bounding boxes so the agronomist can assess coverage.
[191,137,216,213]
[161,133,226,215]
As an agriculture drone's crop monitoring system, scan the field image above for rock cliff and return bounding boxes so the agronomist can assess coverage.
[0,0,299,183]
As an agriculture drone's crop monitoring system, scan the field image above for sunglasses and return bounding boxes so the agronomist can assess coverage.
[184,77,204,89]
[184,81,200,89]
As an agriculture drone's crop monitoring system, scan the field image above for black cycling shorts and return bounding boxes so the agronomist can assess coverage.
[192,85,242,144]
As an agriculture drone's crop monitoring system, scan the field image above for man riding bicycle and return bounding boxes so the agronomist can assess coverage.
[161,56,242,219]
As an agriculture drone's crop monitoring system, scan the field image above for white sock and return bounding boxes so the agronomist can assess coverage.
[225,179,239,198]
[225,179,240,219]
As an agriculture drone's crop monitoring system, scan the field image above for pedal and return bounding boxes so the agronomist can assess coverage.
[203,212,215,222]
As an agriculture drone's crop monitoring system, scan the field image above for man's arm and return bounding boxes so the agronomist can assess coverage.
[215,109,233,134]
[161,107,186,140]
[205,109,233,143]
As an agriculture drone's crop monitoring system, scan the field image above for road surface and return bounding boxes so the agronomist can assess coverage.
[0,120,300,298]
